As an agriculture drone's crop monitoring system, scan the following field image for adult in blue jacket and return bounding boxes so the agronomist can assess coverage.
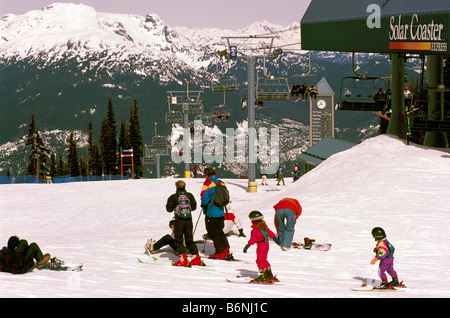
[200,166,232,259]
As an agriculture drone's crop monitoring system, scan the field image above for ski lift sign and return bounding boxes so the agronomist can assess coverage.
[229,46,238,58]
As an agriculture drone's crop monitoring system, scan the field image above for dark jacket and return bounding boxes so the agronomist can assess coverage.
[0,246,34,274]
[166,190,197,218]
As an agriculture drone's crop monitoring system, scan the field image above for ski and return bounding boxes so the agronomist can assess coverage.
[352,286,405,292]
[226,276,281,285]
[207,255,252,264]
[138,257,214,271]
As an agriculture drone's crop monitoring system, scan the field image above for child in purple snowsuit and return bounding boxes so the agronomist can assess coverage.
[370,227,403,288]
[243,211,278,283]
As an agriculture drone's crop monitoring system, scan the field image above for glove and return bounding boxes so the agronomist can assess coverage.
[238,229,246,237]
[273,235,281,245]
[243,244,251,253]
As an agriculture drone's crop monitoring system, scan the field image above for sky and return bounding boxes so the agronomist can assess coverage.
[0,0,311,29]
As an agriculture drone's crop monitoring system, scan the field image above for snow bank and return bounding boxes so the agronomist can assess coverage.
[1,135,450,298]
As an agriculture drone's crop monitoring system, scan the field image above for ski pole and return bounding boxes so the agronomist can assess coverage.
[193,207,203,236]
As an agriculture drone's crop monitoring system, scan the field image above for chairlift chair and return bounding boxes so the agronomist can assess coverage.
[211,74,238,93]
[152,135,168,148]
[211,104,231,122]
[290,74,317,101]
[143,155,157,166]
[165,111,183,124]
[338,76,389,112]
[182,99,204,115]
[256,76,290,102]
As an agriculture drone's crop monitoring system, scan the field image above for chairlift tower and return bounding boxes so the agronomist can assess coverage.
[166,81,204,178]
[221,35,280,193]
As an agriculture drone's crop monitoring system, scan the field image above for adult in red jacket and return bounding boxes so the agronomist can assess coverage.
[273,198,302,251]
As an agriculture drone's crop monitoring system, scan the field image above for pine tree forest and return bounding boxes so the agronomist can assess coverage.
[24,98,144,180]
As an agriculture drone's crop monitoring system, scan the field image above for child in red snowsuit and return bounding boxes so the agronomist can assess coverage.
[243,211,278,283]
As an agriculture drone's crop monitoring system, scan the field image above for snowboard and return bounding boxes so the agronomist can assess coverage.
[292,242,332,251]
[37,258,83,272]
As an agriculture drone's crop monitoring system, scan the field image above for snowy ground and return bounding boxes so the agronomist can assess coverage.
[1,134,450,299]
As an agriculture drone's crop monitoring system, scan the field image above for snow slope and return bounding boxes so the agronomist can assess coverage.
[1,135,450,298]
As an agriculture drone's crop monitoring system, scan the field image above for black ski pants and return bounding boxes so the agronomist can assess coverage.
[205,216,230,254]
[173,217,198,255]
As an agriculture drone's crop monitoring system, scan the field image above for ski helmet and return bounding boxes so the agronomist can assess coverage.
[248,211,264,221]
[371,227,386,241]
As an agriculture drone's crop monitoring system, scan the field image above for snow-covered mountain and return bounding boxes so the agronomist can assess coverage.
[0,3,301,74]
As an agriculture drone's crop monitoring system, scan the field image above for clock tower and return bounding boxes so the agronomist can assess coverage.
[310,77,335,146]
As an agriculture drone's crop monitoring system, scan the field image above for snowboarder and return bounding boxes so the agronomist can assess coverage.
[370,227,403,289]
[200,166,232,260]
[273,198,302,250]
[0,236,50,274]
[223,204,246,237]
[166,180,204,266]
[243,211,278,283]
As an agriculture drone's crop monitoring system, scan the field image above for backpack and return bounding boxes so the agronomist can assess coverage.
[175,194,192,219]
[212,180,230,207]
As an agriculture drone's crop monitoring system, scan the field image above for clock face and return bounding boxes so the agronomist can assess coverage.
[317,99,327,109]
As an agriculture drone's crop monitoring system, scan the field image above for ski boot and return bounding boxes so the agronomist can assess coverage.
[172,253,190,267]
[376,279,394,289]
[303,237,315,249]
[266,267,279,283]
[188,254,205,266]
[37,253,51,267]
[389,278,406,288]
[144,239,156,255]
[250,269,272,284]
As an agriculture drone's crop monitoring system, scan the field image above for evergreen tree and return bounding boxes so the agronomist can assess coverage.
[99,98,118,175]
[129,99,144,178]
[25,114,50,180]
[91,144,102,176]
[56,150,66,176]
[119,118,131,151]
[87,120,94,175]
[67,130,80,176]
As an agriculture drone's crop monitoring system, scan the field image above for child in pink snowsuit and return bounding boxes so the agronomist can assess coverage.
[243,211,278,283]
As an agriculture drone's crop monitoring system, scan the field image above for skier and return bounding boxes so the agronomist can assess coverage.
[273,198,302,250]
[166,180,204,266]
[145,219,177,254]
[243,211,278,283]
[0,236,50,274]
[200,166,232,259]
[370,227,403,288]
